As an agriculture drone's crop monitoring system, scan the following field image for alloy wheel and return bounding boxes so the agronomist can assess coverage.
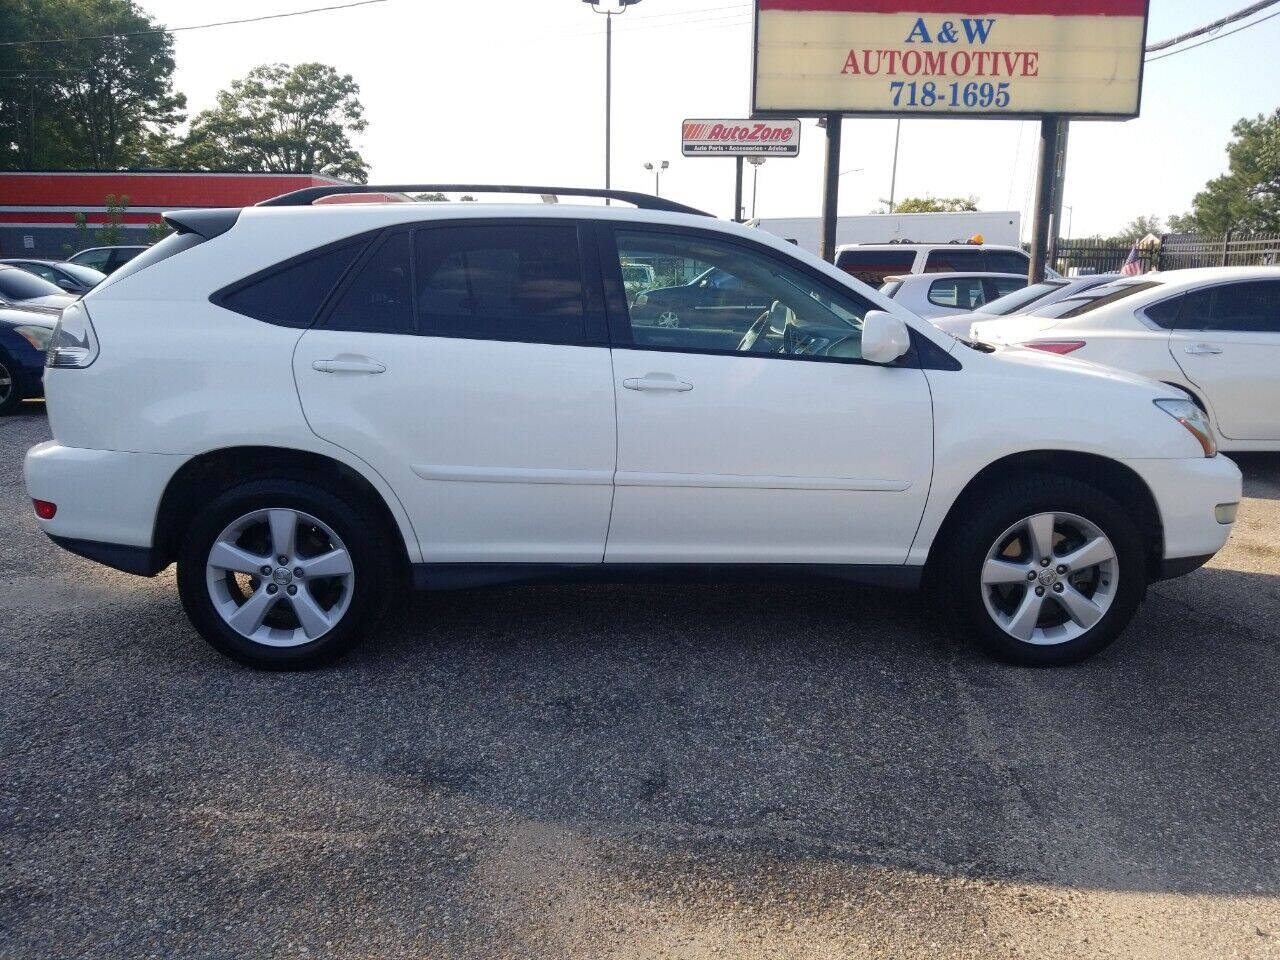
[0,358,12,406]
[979,511,1118,646]
[656,311,680,328]
[205,508,355,647]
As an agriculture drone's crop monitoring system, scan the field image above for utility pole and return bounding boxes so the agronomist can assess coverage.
[887,119,901,213]
[734,157,744,221]
[1046,119,1069,269]
[819,113,843,263]
[1027,117,1061,284]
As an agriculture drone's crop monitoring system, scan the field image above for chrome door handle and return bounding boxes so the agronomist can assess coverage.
[1183,343,1223,356]
[623,375,693,392]
[312,358,386,374]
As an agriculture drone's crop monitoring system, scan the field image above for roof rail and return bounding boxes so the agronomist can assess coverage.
[256,184,712,217]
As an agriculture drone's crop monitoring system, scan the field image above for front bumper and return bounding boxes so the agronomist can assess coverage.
[1121,454,1242,569]
[24,442,188,564]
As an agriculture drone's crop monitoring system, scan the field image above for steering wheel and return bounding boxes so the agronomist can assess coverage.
[736,306,774,353]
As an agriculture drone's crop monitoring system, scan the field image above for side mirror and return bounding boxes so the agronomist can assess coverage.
[861,309,912,364]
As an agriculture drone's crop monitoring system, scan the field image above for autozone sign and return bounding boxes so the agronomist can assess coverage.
[682,119,801,156]
[752,0,1149,119]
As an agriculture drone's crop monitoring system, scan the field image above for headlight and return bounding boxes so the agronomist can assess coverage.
[1154,398,1216,457]
[45,301,99,369]
[13,324,53,351]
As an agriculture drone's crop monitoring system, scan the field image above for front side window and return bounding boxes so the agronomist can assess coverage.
[615,229,874,361]
[985,250,1030,274]
[1202,280,1280,333]
[924,248,984,272]
[70,248,110,271]
[414,223,587,345]
[928,276,985,309]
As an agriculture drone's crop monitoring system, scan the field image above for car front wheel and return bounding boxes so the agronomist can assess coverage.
[176,479,392,669]
[941,476,1147,666]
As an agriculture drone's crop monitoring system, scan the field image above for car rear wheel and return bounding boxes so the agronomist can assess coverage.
[939,476,1146,666]
[655,310,681,328]
[0,351,19,414]
[176,479,392,669]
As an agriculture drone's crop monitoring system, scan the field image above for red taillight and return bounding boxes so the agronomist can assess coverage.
[33,499,56,520]
[1024,340,1087,355]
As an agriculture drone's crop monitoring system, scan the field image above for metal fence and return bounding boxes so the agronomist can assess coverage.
[1052,232,1280,276]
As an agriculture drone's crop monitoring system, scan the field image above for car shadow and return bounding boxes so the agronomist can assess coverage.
[1232,452,1280,500]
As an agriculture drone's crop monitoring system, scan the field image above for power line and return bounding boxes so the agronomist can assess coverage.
[0,0,389,47]
[1146,7,1280,61]
[1145,0,1278,51]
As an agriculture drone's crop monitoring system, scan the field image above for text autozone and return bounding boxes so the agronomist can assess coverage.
[684,122,795,143]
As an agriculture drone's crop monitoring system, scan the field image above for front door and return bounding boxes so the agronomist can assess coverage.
[601,226,934,565]
[293,220,617,563]
[1169,278,1280,442]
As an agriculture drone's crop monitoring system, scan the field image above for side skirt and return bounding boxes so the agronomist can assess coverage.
[412,562,923,592]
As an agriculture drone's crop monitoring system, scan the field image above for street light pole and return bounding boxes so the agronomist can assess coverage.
[887,119,901,213]
[748,157,765,218]
[643,160,669,196]
[584,0,642,204]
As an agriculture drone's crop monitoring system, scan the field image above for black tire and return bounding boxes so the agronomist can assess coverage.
[176,478,393,669]
[0,349,21,415]
[935,475,1147,666]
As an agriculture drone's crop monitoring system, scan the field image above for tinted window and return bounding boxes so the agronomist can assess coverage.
[1143,294,1183,329]
[924,248,984,272]
[219,240,365,328]
[928,276,985,309]
[835,249,915,286]
[0,266,63,300]
[615,229,874,360]
[984,280,1063,315]
[325,232,414,334]
[985,250,1030,274]
[69,248,110,271]
[414,224,586,344]
[1203,280,1280,333]
[1057,280,1161,318]
[990,276,1026,297]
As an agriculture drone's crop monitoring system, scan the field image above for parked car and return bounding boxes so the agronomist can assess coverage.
[25,186,1240,671]
[972,267,1280,452]
[628,265,773,344]
[834,242,1037,286]
[0,258,106,294]
[0,305,55,414]
[930,274,1120,336]
[880,272,1027,320]
[66,245,147,275]
[0,264,75,310]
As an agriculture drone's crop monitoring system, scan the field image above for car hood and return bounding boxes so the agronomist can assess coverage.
[969,312,1064,344]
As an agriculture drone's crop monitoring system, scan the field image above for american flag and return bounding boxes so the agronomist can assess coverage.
[1121,244,1142,276]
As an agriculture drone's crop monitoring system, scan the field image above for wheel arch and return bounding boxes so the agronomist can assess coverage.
[925,449,1165,581]
[153,445,413,573]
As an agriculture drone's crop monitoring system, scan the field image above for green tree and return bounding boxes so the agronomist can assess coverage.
[888,195,978,213]
[1176,110,1280,235]
[0,0,185,169]
[175,63,368,182]
[1111,215,1164,243]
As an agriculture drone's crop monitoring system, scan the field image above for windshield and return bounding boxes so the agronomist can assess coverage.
[1025,279,1159,318]
[58,263,107,285]
[0,266,65,300]
[982,280,1065,316]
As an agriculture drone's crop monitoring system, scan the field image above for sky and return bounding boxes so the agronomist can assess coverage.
[138,0,1280,239]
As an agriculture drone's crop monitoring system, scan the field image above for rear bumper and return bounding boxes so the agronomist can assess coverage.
[23,441,187,555]
[47,535,167,576]
[1121,454,1242,566]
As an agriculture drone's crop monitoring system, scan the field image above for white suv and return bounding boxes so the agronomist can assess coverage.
[25,186,1241,669]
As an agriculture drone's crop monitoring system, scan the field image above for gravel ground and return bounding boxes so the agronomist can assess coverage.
[2,404,1277,959]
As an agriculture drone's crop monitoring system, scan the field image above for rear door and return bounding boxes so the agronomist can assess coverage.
[602,225,933,565]
[292,219,617,562]
[1169,279,1280,441]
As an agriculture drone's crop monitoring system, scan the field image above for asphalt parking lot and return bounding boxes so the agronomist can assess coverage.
[2,404,1278,959]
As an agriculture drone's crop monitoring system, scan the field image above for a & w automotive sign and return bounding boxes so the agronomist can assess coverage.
[682,118,802,157]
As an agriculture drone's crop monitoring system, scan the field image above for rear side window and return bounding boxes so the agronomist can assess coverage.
[924,248,984,272]
[835,250,915,286]
[1143,294,1184,329]
[414,224,587,344]
[323,232,414,334]
[216,240,365,327]
[985,250,1029,274]
[928,276,984,309]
